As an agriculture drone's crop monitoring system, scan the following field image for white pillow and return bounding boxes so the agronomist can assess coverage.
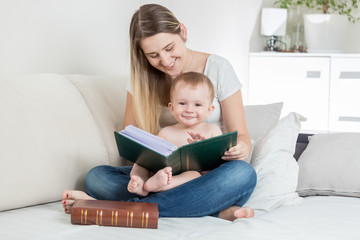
[244,102,283,141]
[297,133,360,197]
[245,112,306,212]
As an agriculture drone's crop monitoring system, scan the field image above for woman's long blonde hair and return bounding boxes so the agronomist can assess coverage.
[129,4,181,134]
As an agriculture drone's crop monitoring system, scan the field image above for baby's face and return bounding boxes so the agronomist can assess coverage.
[169,83,214,128]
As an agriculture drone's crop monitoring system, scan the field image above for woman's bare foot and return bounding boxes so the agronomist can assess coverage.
[61,190,95,214]
[128,175,149,196]
[144,167,172,192]
[218,206,254,221]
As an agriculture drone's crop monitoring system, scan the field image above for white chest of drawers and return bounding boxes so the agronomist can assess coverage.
[248,52,360,132]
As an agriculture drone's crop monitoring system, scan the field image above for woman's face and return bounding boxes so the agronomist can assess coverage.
[140,30,188,78]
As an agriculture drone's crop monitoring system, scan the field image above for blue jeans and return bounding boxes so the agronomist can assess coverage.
[85,160,256,217]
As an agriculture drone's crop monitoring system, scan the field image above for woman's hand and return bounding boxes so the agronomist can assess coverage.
[187,131,206,144]
[220,90,252,162]
[221,140,250,161]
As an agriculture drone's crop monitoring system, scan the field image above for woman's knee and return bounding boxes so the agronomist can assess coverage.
[85,165,132,184]
[84,165,107,194]
[85,165,136,200]
[221,160,257,188]
[85,165,106,184]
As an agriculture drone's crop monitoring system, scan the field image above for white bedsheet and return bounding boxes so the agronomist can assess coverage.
[1,196,359,240]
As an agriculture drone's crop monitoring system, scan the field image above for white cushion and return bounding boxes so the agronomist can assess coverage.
[245,112,306,212]
[297,133,360,197]
[244,102,283,141]
[66,75,128,166]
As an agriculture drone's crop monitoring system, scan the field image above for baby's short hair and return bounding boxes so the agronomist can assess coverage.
[170,72,215,102]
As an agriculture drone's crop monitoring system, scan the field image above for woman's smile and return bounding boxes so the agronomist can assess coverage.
[166,58,177,70]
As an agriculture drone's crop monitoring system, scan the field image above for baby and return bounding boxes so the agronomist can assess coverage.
[128,72,222,196]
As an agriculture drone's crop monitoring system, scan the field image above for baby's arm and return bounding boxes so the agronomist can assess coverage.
[130,163,151,179]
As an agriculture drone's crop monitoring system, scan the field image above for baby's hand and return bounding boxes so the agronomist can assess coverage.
[187,131,206,144]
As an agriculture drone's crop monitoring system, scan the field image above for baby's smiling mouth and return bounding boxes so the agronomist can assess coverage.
[183,115,195,120]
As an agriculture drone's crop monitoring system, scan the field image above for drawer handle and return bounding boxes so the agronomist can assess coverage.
[339,72,360,79]
[338,116,360,122]
[306,71,321,78]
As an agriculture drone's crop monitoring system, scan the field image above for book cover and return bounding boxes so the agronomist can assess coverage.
[114,126,237,175]
[71,200,158,229]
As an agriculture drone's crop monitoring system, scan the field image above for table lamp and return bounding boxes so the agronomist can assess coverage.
[261,8,287,51]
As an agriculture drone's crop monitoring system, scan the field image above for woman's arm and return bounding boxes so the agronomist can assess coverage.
[220,89,251,161]
[122,91,137,129]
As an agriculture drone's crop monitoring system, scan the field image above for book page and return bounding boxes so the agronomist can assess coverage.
[119,125,178,156]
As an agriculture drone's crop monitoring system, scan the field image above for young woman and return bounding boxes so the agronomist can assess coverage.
[62,3,256,221]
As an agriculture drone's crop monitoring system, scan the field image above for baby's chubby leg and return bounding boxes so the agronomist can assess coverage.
[144,168,201,192]
[127,163,152,196]
[143,167,172,192]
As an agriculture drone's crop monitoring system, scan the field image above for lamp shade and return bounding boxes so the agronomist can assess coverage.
[261,8,287,36]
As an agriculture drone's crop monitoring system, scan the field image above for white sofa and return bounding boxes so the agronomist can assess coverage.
[1,74,360,240]
[0,74,128,212]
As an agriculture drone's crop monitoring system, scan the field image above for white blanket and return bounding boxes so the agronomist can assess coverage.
[1,196,359,240]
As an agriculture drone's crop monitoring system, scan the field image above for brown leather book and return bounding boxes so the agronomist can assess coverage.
[71,200,159,229]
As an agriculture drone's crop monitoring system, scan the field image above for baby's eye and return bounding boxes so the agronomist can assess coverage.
[179,102,186,105]
[195,103,202,107]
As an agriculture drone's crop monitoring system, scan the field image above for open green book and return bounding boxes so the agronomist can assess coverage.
[114,125,237,175]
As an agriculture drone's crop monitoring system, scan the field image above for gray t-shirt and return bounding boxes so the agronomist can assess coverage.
[159,54,242,132]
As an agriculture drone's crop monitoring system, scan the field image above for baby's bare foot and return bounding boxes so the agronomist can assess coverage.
[61,190,95,214]
[144,167,172,192]
[128,175,149,196]
[218,206,254,221]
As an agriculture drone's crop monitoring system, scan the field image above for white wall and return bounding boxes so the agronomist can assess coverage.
[0,0,135,75]
[0,0,263,101]
[1,0,359,99]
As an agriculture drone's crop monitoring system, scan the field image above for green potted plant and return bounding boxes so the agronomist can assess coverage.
[274,0,360,52]
[275,0,360,22]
